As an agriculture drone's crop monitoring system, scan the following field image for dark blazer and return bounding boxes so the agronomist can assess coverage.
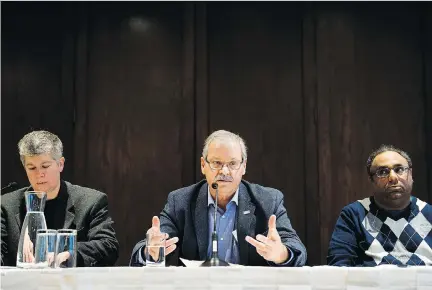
[130,180,307,267]
[1,180,119,267]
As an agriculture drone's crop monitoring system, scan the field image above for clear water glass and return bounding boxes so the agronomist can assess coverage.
[34,229,57,268]
[55,229,77,268]
[145,231,166,267]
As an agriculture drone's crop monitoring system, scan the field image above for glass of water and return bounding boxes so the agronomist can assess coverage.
[145,231,166,267]
[55,229,77,268]
[34,229,57,268]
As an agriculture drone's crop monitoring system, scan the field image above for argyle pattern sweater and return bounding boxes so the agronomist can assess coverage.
[327,196,432,266]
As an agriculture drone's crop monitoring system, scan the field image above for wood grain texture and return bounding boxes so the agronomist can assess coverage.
[195,2,210,182]
[206,2,307,247]
[302,4,321,266]
[1,2,75,187]
[82,2,190,265]
[423,2,432,204]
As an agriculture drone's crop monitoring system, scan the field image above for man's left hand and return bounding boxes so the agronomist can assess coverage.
[245,214,289,264]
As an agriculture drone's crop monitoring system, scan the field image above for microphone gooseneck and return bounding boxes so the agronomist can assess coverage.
[1,182,17,192]
[212,183,218,232]
[200,181,230,267]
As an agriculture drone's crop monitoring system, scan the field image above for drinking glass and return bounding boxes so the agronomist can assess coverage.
[145,231,166,267]
[55,229,77,268]
[34,229,57,268]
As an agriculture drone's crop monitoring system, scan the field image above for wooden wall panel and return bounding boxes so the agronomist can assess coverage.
[352,3,427,201]
[302,4,322,266]
[314,6,359,265]
[206,2,306,245]
[73,3,91,185]
[81,3,194,265]
[1,2,75,189]
[423,3,432,204]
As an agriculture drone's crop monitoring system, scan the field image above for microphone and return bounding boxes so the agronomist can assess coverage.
[200,181,230,267]
[1,182,18,194]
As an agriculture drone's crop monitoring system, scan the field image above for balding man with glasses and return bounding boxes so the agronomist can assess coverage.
[327,145,432,266]
[130,130,306,267]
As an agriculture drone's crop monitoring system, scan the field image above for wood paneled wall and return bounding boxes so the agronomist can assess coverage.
[2,2,431,266]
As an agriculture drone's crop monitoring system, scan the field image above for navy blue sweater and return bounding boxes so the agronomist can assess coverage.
[327,196,432,266]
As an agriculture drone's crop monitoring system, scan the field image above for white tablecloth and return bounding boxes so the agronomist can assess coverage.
[1,266,432,290]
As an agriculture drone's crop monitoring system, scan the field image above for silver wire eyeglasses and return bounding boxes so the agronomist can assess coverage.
[371,165,411,179]
[204,157,244,171]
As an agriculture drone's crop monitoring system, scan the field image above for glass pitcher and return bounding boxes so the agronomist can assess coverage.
[16,191,47,268]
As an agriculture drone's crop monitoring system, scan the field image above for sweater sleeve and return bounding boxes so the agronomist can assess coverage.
[327,206,361,266]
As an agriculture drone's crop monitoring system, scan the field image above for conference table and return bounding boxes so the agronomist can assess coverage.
[1,265,432,290]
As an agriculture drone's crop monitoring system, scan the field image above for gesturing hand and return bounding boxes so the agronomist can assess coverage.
[146,216,179,260]
[245,214,289,264]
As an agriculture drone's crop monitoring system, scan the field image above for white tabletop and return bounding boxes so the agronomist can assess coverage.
[1,265,432,290]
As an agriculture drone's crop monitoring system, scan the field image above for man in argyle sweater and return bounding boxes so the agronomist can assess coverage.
[327,145,432,266]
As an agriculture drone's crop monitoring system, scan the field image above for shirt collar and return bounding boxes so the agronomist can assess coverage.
[207,185,239,207]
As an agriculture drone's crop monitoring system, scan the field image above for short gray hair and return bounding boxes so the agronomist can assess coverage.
[202,130,247,161]
[18,130,63,165]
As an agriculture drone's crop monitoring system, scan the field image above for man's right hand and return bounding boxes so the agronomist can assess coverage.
[146,216,179,259]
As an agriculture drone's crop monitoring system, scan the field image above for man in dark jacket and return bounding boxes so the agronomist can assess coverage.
[1,130,119,267]
[130,130,306,267]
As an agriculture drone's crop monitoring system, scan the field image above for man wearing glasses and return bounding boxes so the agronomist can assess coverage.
[327,145,432,266]
[130,130,306,266]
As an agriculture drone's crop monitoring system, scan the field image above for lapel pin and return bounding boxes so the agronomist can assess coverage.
[243,210,250,215]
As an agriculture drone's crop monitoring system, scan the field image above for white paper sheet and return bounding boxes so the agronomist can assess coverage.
[179,257,244,268]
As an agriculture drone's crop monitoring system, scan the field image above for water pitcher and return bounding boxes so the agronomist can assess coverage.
[17,191,47,268]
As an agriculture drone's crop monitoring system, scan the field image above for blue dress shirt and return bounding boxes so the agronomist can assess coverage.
[207,187,240,264]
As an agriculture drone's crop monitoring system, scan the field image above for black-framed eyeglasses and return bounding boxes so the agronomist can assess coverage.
[205,157,244,171]
[371,165,411,179]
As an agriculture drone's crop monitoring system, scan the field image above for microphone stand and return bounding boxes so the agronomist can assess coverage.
[200,182,230,267]
[1,182,17,195]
